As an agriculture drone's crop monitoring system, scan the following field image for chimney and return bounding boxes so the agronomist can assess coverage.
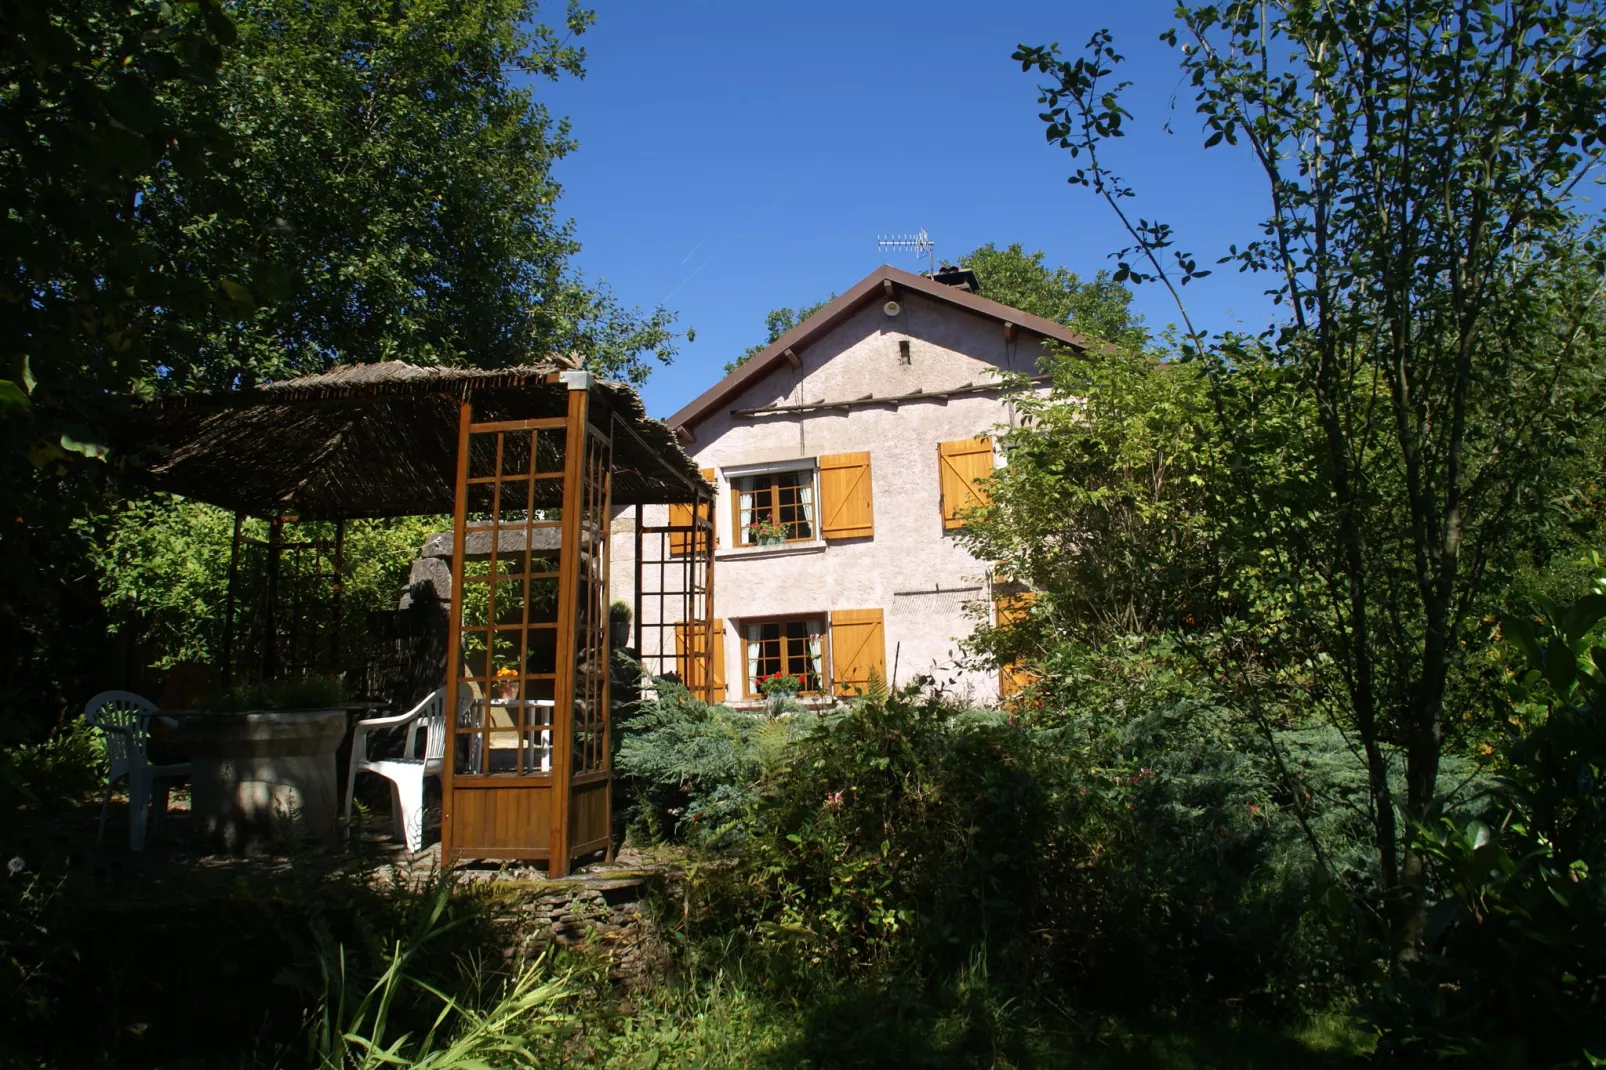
[928,263,981,293]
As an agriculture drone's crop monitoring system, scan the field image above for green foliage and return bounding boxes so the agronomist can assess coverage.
[2,835,575,1068]
[963,349,1222,650]
[307,882,573,1070]
[2,0,682,747]
[1367,591,1606,1066]
[725,298,834,373]
[146,0,681,388]
[0,0,240,745]
[965,242,1146,349]
[0,720,105,815]
[96,494,439,675]
[614,678,802,846]
[206,675,351,712]
[93,495,239,668]
[1016,1,1606,961]
[665,673,1354,1017]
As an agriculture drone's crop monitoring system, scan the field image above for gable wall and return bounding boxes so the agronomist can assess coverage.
[614,291,1050,706]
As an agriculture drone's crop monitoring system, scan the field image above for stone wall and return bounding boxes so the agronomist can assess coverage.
[485,871,675,985]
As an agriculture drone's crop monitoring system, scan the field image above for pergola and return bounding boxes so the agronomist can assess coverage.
[114,361,716,874]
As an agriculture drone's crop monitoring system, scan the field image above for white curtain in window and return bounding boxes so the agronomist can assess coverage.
[795,482,815,528]
[746,623,763,688]
[738,484,757,543]
[806,621,823,682]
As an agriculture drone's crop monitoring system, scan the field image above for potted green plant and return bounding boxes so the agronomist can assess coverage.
[609,600,633,649]
[746,512,789,546]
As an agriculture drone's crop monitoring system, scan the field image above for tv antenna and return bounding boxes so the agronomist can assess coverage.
[877,228,936,274]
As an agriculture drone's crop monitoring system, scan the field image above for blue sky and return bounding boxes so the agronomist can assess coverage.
[537,1,1278,419]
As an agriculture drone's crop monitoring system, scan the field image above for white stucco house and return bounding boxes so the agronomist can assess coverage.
[611,263,1089,707]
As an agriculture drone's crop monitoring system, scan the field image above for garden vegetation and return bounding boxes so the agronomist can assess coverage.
[6,1,1606,1067]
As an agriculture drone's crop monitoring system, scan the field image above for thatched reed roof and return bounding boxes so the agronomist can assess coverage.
[112,362,708,519]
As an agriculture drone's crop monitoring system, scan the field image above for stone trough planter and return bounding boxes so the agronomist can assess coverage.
[176,708,348,853]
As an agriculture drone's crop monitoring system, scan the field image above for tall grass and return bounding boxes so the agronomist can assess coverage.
[306,880,573,1070]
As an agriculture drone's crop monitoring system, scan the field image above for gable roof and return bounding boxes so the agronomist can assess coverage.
[666,264,1093,435]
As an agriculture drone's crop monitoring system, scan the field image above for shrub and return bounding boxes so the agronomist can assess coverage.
[677,652,1365,1021]
[614,678,800,847]
[1367,591,1606,1066]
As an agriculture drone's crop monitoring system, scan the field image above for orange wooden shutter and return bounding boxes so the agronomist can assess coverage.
[819,452,874,540]
[668,501,693,555]
[673,617,726,702]
[938,437,994,530]
[829,608,886,697]
[669,468,717,555]
[994,592,1037,698]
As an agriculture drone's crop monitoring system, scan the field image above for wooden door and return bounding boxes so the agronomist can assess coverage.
[440,381,613,874]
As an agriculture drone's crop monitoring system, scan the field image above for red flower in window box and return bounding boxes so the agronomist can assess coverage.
[746,512,789,542]
[759,673,803,697]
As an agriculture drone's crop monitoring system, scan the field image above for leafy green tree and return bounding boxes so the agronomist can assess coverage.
[965,242,1146,350]
[1016,0,1606,963]
[725,298,833,373]
[1,0,682,733]
[964,348,1219,650]
[142,0,680,390]
[1372,590,1606,1064]
[1,0,242,733]
[95,497,438,674]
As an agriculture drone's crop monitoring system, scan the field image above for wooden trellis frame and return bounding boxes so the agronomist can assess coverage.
[117,360,711,875]
[631,482,716,702]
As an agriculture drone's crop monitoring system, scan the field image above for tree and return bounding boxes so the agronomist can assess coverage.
[962,348,1221,650]
[142,0,678,389]
[1016,0,1606,963]
[1,0,683,732]
[726,298,833,373]
[965,242,1146,350]
[1,0,242,732]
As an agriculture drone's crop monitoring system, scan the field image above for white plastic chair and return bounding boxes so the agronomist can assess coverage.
[343,684,469,851]
[83,690,191,851]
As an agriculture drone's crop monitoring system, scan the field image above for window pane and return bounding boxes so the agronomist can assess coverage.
[776,470,815,540]
[735,470,815,544]
[736,476,776,545]
[745,617,824,694]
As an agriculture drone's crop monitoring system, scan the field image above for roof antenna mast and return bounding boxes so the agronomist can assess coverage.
[877,228,936,274]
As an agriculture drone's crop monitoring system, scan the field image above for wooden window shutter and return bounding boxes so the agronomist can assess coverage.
[994,592,1037,699]
[669,468,718,555]
[829,608,886,697]
[673,617,726,702]
[938,437,994,530]
[818,452,874,540]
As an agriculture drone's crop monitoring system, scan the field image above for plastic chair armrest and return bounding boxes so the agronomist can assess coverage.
[354,709,424,730]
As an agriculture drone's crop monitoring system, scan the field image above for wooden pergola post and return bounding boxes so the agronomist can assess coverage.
[547,372,591,876]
